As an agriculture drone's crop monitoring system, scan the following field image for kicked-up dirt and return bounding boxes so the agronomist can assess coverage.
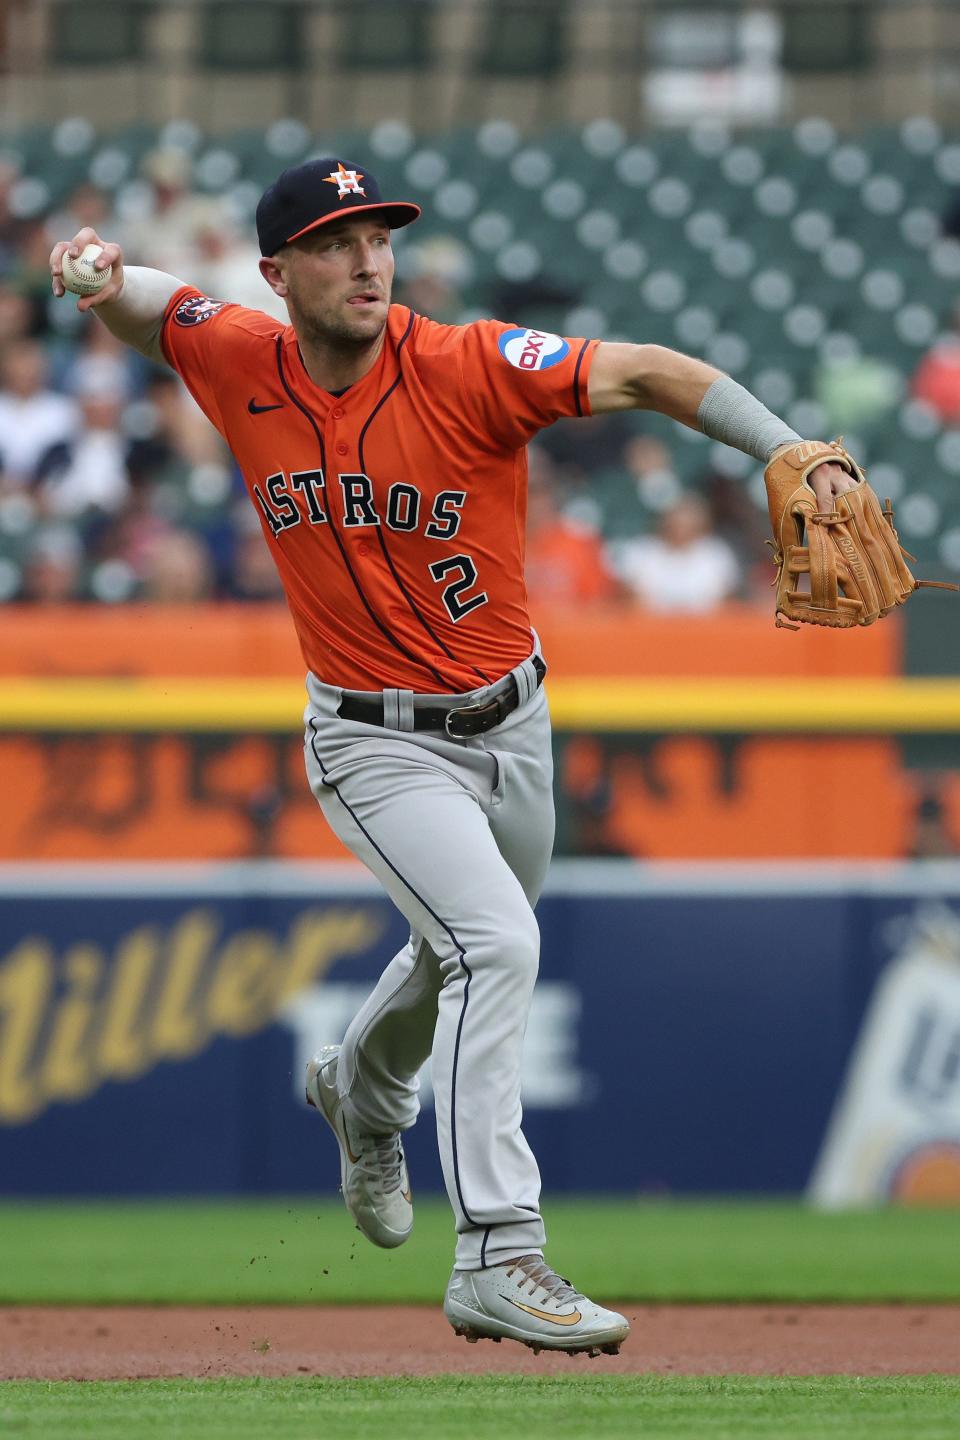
[2,1304,959,1379]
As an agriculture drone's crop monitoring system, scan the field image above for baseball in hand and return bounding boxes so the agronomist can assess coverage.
[61,244,112,296]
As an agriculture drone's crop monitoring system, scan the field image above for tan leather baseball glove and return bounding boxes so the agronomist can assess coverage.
[765,438,956,629]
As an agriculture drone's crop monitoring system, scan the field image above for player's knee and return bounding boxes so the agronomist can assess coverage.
[503,908,540,986]
[441,906,539,986]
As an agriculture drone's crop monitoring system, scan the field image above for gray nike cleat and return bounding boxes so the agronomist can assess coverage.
[305,1045,413,1249]
[444,1253,630,1356]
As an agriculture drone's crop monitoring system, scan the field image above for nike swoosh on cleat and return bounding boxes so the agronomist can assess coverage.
[507,1300,583,1326]
[341,1130,360,1165]
[401,1188,412,1204]
[319,1077,360,1162]
[248,398,283,414]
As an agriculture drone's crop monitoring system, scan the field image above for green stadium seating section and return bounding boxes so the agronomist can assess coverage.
[2,117,958,569]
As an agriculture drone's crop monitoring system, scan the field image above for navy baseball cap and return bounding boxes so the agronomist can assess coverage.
[256,157,421,256]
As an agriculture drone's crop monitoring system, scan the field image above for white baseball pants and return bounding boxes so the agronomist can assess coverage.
[303,651,554,1269]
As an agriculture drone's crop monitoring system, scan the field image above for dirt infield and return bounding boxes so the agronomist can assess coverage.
[3,1305,960,1379]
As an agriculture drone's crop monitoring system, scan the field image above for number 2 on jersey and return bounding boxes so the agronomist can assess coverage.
[428,555,489,623]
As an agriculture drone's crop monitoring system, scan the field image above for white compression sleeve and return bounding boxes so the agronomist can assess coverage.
[92,265,185,365]
[697,375,801,462]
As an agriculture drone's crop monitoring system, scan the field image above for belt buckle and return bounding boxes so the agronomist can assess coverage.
[444,695,502,738]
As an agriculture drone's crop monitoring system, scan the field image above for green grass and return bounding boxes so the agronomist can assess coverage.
[0,1199,958,1304]
[1,1377,959,1440]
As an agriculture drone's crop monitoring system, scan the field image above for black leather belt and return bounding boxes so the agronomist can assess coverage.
[337,656,546,738]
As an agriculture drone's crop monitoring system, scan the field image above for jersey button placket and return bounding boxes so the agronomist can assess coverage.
[336,442,348,456]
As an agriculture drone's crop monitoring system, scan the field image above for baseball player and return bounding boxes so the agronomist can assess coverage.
[50,156,855,1356]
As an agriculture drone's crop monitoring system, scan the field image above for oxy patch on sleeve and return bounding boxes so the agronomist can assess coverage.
[497,327,570,371]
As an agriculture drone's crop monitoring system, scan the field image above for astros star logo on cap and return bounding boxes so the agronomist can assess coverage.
[323,162,366,200]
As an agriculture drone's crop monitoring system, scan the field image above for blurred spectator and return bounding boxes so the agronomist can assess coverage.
[814,354,902,436]
[610,494,741,612]
[94,469,176,581]
[64,319,137,403]
[621,435,683,513]
[524,449,622,607]
[38,392,129,519]
[48,182,116,250]
[911,306,960,425]
[19,525,84,603]
[702,467,772,596]
[538,410,634,475]
[396,270,461,326]
[0,286,33,346]
[228,518,285,601]
[0,159,23,270]
[2,219,62,337]
[491,272,579,329]
[127,370,226,473]
[191,207,287,320]
[395,236,470,325]
[122,147,219,277]
[578,434,683,543]
[908,782,959,859]
[0,340,78,489]
[140,529,214,602]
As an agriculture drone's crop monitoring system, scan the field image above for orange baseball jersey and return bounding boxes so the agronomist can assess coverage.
[161,288,597,691]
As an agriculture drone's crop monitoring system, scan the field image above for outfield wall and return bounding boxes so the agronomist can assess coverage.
[1,861,958,1200]
[1,605,924,866]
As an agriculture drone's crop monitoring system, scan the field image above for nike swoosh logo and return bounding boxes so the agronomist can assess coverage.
[333,1108,361,1164]
[401,1188,412,1204]
[508,1299,583,1326]
[248,398,283,414]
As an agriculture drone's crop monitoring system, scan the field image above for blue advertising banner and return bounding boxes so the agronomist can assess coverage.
[2,861,959,1197]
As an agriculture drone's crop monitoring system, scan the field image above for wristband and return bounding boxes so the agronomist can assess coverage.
[697,375,801,463]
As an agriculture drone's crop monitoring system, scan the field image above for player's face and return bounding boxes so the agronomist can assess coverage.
[277,217,395,348]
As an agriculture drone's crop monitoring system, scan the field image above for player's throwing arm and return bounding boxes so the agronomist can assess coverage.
[50,228,184,364]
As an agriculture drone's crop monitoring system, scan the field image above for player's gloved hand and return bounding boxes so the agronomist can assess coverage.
[768,441,859,515]
[49,227,125,313]
[764,437,958,629]
[807,458,859,514]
